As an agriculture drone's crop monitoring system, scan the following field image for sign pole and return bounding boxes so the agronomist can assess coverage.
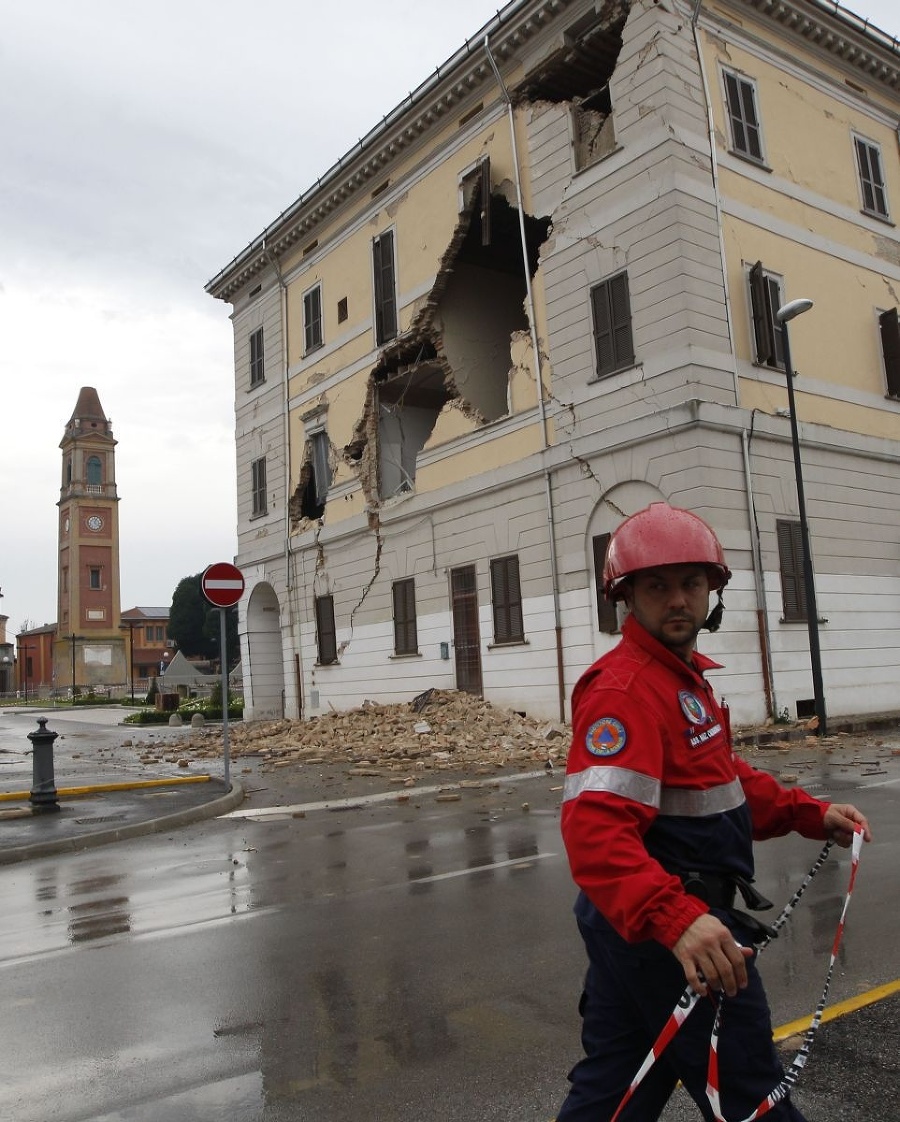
[200,562,244,792]
[219,606,230,789]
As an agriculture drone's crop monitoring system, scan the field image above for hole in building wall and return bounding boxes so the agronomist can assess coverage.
[516,6,626,171]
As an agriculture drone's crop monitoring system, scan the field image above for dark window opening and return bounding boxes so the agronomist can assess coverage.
[250,326,265,386]
[777,519,807,623]
[89,567,101,590]
[592,533,619,633]
[490,555,525,644]
[591,272,634,377]
[392,578,418,655]
[879,308,900,398]
[337,297,348,323]
[298,431,331,520]
[315,595,338,665]
[723,71,764,163]
[86,456,102,487]
[749,261,784,369]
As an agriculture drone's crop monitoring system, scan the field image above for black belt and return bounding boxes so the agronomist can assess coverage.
[678,870,778,944]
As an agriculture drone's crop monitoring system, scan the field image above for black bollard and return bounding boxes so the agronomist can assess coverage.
[28,717,60,814]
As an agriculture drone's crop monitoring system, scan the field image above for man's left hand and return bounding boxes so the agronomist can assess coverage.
[823,803,871,847]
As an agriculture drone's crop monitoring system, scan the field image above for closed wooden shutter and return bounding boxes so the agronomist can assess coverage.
[776,520,806,622]
[373,231,397,344]
[392,579,418,655]
[315,595,338,664]
[490,555,524,643]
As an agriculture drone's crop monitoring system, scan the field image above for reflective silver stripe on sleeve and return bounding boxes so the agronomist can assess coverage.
[563,766,661,809]
[658,778,745,817]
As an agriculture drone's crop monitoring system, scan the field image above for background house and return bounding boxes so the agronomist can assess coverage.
[207,0,900,727]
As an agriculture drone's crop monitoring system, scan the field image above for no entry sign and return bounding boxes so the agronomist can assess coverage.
[201,562,245,608]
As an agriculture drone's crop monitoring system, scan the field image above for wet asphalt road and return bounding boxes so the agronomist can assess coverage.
[0,709,898,1120]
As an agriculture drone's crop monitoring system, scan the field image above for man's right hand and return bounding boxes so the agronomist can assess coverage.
[672,913,753,997]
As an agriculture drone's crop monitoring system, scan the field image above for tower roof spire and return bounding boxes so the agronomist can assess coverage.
[65,387,112,438]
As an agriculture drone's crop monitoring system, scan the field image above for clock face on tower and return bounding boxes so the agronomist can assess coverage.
[86,515,104,532]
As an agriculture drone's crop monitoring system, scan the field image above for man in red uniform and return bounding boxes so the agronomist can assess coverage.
[557,502,870,1122]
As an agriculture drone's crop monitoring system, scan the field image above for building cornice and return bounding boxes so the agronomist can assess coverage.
[737,0,900,86]
[206,0,900,304]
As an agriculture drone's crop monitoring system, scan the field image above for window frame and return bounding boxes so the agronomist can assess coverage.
[314,595,338,665]
[490,554,525,644]
[372,229,398,345]
[392,578,419,656]
[853,134,890,220]
[303,283,324,354]
[249,326,265,387]
[251,455,268,517]
[590,271,635,379]
[748,261,785,370]
[89,567,102,590]
[722,69,766,165]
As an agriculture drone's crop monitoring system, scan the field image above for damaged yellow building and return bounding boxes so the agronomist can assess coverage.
[207,0,900,726]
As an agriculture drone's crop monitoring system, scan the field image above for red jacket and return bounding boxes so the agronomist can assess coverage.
[562,615,828,949]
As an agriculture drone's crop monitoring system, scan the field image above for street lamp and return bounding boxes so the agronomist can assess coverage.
[776,298,826,736]
[69,633,81,701]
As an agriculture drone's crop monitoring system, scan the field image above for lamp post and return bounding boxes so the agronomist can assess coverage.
[120,620,137,703]
[776,298,826,736]
[69,633,80,700]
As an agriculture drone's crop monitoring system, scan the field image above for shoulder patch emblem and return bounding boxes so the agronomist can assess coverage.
[678,690,708,725]
[586,717,627,757]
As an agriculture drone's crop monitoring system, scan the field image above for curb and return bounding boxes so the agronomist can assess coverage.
[734,712,900,749]
[0,780,246,866]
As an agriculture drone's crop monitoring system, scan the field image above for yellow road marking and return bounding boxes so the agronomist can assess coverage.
[0,775,211,802]
[773,977,900,1041]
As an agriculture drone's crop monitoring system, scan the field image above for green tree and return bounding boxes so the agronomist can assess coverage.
[168,573,240,665]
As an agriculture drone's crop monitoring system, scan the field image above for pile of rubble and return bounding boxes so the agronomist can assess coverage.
[130,689,570,778]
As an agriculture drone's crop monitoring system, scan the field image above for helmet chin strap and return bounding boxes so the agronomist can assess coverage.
[703,591,725,632]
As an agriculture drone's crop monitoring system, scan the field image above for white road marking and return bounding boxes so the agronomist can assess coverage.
[222,769,550,820]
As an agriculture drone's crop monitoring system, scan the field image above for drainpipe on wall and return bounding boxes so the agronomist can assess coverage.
[688,4,775,720]
[484,35,567,724]
[262,237,302,718]
[741,427,777,720]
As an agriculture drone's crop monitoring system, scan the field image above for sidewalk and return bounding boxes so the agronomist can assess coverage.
[0,705,244,864]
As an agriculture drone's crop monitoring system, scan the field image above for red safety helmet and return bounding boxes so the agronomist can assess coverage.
[603,502,732,602]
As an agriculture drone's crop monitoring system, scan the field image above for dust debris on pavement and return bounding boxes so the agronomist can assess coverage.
[118,692,900,785]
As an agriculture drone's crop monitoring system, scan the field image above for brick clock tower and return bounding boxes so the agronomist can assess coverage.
[54,387,126,692]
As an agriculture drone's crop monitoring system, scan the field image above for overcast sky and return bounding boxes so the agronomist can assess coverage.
[1,0,898,634]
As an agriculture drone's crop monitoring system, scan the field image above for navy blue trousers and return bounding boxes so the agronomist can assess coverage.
[556,912,808,1122]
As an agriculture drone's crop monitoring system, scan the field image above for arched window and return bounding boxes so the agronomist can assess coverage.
[86,456,102,488]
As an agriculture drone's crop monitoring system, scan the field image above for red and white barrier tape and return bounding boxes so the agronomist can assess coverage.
[610,828,864,1122]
